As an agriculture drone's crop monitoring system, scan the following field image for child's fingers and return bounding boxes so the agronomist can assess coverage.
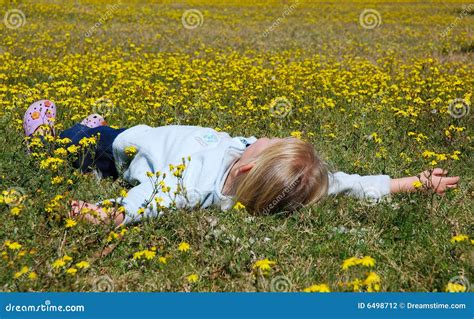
[432,168,448,176]
[443,176,460,185]
[69,205,80,217]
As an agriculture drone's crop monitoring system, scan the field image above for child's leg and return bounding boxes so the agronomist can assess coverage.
[22,100,126,179]
[60,124,126,179]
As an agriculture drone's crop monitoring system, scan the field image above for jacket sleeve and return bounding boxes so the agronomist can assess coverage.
[327,171,391,200]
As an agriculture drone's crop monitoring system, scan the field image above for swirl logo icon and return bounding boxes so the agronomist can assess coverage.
[4,9,26,29]
[3,187,26,207]
[93,275,115,292]
[448,98,470,119]
[359,9,382,30]
[182,9,204,30]
[270,275,292,292]
[269,97,292,118]
[92,97,114,115]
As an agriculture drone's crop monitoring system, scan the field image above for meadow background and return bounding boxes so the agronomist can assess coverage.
[0,0,472,292]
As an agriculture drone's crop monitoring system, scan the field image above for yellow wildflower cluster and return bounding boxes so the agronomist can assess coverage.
[133,247,157,261]
[340,256,381,292]
[124,146,137,157]
[450,234,471,244]
[4,240,22,251]
[78,136,97,148]
[51,255,90,277]
[341,256,375,270]
[14,266,37,280]
[303,283,331,292]
[445,282,467,293]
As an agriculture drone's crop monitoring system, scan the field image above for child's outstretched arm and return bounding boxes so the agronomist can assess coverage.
[328,167,460,200]
[389,168,459,195]
[69,181,164,227]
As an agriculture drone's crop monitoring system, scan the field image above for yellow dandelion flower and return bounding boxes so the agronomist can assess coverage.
[186,273,199,283]
[133,251,145,260]
[233,202,246,210]
[10,206,22,216]
[303,283,331,292]
[252,258,276,273]
[445,282,466,293]
[359,256,376,267]
[52,259,66,269]
[6,241,22,250]
[450,234,469,243]
[65,218,77,228]
[120,189,128,197]
[124,146,137,157]
[290,131,302,139]
[341,257,359,270]
[14,266,29,279]
[144,250,156,260]
[178,242,190,252]
[76,261,90,269]
[412,180,423,188]
[67,145,79,154]
[363,272,381,292]
[66,268,77,275]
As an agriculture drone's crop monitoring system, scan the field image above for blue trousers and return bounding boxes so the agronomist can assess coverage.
[60,124,126,179]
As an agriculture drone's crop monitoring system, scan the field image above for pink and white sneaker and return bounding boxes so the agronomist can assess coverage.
[23,99,56,137]
[80,114,107,128]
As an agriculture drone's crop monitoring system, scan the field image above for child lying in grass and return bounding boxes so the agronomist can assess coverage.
[24,100,460,227]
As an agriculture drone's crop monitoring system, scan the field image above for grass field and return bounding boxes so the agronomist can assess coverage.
[0,0,473,292]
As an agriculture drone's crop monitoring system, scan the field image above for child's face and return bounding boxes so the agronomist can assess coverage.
[240,137,282,164]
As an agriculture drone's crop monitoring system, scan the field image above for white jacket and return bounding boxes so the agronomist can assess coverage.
[108,125,391,224]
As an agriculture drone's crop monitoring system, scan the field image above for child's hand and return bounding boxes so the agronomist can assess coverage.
[418,168,460,195]
[70,200,124,226]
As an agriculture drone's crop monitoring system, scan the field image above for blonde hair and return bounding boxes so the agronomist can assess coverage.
[234,138,328,215]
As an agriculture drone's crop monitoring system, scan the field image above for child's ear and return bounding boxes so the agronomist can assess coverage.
[237,162,255,175]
